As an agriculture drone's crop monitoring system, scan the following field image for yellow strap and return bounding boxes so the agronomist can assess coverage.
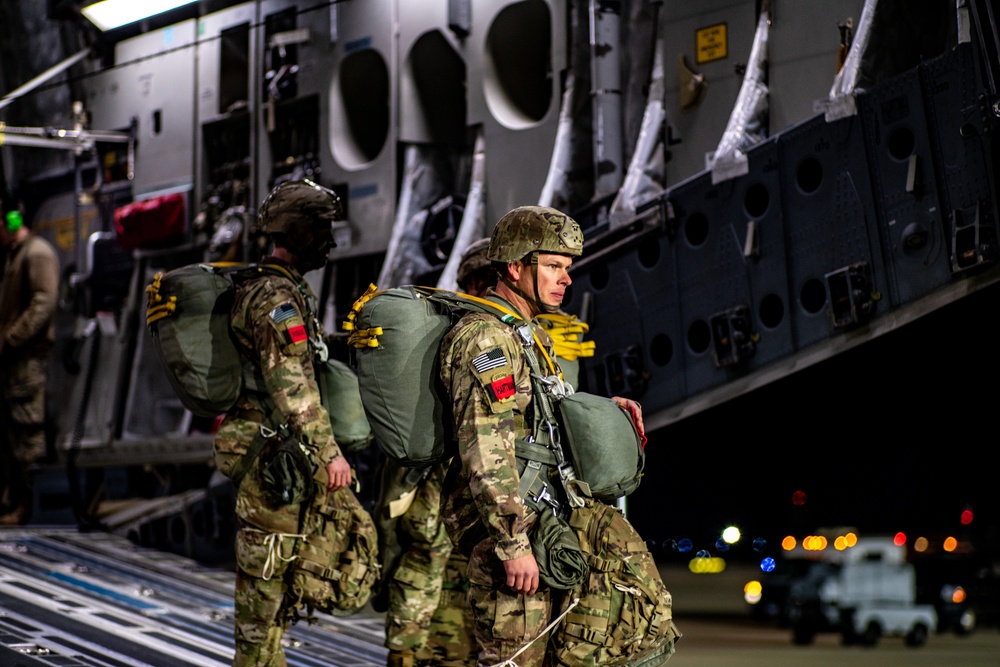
[536,312,596,360]
[417,287,561,377]
[343,284,382,346]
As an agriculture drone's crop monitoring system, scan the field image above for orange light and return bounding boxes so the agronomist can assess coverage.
[893,532,906,546]
[803,535,828,551]
[914,537,929,553]
[834,536,848,551]
[782,535,797,550]
[952,586,967,604]
[744,580,763,604]
[844,532,858,547]
[943,536,958,552]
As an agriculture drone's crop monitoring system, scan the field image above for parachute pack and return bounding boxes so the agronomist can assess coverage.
[146,262,370,450]
[342,284,641,502]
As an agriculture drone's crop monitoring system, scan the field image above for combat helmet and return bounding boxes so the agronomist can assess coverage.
[456,237,493,288]
[488,205,583,264]
[257,179,342,270]
[488,206,583,314]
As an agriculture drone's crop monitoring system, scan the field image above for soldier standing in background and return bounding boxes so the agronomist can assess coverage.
[375,238,493,667]
[213,179,357,666]
[0,205,60,526]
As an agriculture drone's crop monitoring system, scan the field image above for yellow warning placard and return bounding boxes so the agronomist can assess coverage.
[695,23,728,64]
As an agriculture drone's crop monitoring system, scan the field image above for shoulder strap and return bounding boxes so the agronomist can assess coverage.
[417,286,590,508]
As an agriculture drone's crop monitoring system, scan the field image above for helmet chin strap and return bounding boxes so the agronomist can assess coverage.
[500,254,560,315]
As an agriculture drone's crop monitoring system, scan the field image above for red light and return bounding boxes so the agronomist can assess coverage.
[792,490,806,506]
[961,508,973,525]
[893,532,906,546]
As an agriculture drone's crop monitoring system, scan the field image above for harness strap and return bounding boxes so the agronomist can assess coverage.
[227,400,288,487]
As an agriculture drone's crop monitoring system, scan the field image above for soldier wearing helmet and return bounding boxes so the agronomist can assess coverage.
[214,179,357,666]
[487,206,583,317]
[374,239,495,667]
[455,237,495,297]
[436,206,594,667]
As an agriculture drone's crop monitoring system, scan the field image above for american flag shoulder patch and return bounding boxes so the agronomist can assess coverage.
[472,348,507,373]
[270,302,299,324]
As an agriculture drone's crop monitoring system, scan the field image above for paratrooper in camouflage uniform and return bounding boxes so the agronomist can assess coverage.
[439,207,602,667]
[214,179,358,666]
[375,238,493,667]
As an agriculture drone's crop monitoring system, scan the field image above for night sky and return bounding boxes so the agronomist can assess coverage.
[627,277,1000,563]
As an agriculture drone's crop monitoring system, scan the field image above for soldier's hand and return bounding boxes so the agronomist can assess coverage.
[503,554,540,596]
[613,396,646,447]
[326,456,352,491]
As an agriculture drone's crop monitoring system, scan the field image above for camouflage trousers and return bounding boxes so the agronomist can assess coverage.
[377,459,476,667]
[229,442,309,667]
[233,564,293,667]
[467,537,556,667]
[425,551,477,667]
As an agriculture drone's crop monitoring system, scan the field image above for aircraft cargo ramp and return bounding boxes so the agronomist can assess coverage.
[0,528,387,666]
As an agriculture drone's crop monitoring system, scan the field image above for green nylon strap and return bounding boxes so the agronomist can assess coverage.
[228,400,288,488]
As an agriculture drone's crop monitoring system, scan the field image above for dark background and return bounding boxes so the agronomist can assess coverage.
[627,277,999,564]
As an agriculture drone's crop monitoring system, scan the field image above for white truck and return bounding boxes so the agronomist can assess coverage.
[788,538,937,647]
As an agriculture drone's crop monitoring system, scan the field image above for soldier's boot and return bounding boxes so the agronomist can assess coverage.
[386,649,416,667]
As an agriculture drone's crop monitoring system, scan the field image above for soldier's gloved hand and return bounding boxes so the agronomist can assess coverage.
[326,456,352,491]
[503,553,540,596]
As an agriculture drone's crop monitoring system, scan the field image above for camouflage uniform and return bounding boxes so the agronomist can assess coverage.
[439,295,563,667]
[374,237,496,667]
[377,459,473,667]
[214,259,347,667]
[0,232,59,520]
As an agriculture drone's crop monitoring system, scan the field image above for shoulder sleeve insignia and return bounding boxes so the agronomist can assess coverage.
[472,348,507,373]
[270,302,299,323]
[270,301,308,345]
[487,374,516,402]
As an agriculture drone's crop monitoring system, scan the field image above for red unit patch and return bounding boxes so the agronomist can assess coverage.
[489,375,516,401]
[287,324,308,344]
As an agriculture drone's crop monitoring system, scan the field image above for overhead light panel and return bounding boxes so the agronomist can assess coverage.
[81,0,199,31]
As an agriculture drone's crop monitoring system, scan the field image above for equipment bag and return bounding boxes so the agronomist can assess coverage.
[316,357,372,454]
[556,393,644,501]
[115,192,186,250]
[146,263,283,418]
[290,485,380,617]
[550,498,681,667]
[147,264,372,452]
[343,285,462,467]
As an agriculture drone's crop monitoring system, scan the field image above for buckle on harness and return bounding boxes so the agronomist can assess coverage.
[531,481,561,516]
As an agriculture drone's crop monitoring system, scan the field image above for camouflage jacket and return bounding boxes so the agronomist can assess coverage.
[0,233,59,359]
[214,259,342,481]
[439,292,558,562]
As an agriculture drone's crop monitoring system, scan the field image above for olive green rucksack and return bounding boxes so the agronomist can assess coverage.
[343,285,458,468]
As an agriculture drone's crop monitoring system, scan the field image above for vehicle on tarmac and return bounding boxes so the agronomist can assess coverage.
[786,538,936,647]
